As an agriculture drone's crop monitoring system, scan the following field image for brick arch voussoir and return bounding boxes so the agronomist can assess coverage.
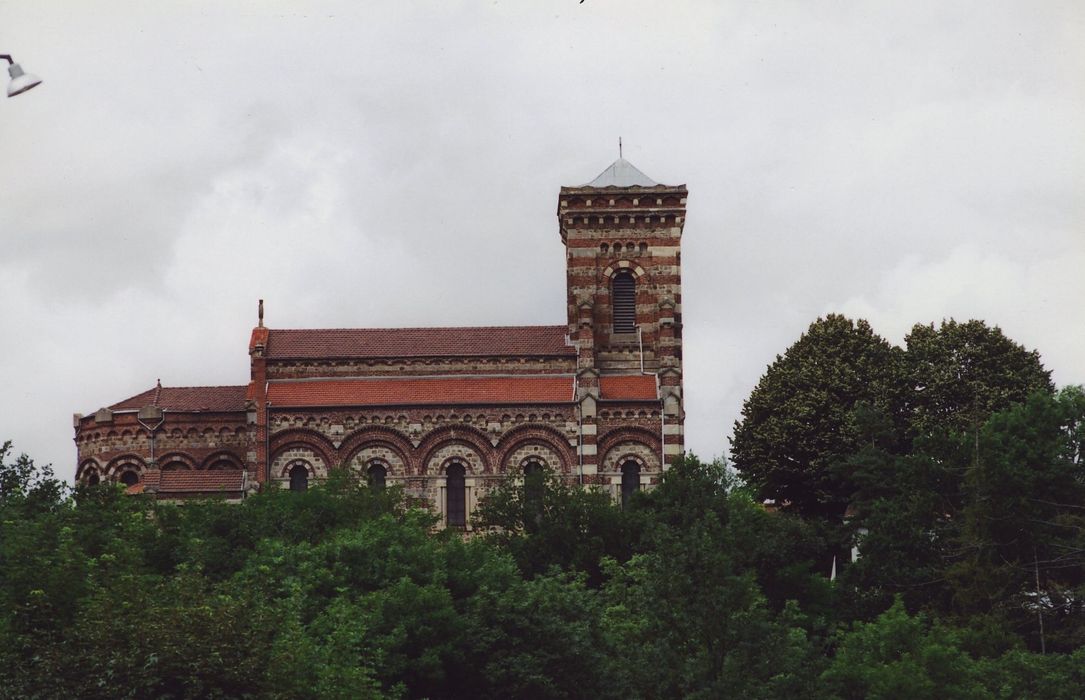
[601,261,647,281]
[496,424,574,473]
[417,424,493,457]
[339,426,414,468]
[76,458,102,481]
[200,450,245,470]
[105,454,147,477]
[269,429,335,469]
[417,425,496,474]
[157,451,198,470]
[598,426,662,460]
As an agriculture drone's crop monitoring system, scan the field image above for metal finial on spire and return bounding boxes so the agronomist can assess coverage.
[619,136,622,159]
[258,299,264,328]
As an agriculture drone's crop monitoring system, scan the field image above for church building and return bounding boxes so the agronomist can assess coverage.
[73,158,687,526]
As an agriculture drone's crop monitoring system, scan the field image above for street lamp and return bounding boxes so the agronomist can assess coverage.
[2,54,42,97]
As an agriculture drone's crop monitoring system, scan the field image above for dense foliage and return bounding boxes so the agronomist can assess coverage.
[732,316,1053,519]
[1,317,1081,698]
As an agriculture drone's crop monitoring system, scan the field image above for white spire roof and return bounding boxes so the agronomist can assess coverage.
[584,158,658,187]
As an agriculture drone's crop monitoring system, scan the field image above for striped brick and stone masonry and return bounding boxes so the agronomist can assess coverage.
[73,157,687,523]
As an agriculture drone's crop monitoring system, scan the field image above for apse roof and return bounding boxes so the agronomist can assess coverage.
[138,469,246,494]
[584,158,658,188]
[109,385,248,412]
[264,325,576,360]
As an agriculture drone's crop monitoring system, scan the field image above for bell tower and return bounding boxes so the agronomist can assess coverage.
[558,157,687,463]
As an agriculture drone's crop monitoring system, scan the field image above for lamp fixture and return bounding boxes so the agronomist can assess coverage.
[2,54,42,97]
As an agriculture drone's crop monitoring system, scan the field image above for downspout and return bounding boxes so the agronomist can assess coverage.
[638,326,665,470]
[264,398,271,485]
[137,409,166,467]
[572,373,583,486]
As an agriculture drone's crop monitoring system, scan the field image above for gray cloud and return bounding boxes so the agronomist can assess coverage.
[1,1,1082,475]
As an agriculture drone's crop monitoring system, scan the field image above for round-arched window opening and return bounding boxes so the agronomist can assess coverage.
[161,461,187,471]
[620,461,640,509]
[85,471,100,486]
[446,463,467,528]
[523,461,545,532]
[119,470,140,487]
[367,464,387,490]
[207,459,235,471]
[289,464,309,492]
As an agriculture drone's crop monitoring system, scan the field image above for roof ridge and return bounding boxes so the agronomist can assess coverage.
[269,374,575,383]
[269,324,567,332]
[157,384,248,390]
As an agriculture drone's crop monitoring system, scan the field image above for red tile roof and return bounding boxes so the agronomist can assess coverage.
[267,375,576,407]
[109,386,248,412]
[264,326,575,359]
[599,375,658,401]
[142,470,246,494]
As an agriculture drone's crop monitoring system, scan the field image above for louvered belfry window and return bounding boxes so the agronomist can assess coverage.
[612,271,636,334]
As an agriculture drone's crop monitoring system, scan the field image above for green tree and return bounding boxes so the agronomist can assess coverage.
[473,466,640,586]
[903,319,1053,441]
[946,387,1085,652]
[834,446,956,619]
[731,315,903,518]
[820,598,989,700]
[599,456,823,698]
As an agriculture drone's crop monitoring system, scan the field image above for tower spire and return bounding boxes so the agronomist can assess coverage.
[619,136,622,159]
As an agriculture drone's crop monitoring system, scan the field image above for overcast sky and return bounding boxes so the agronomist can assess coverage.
[2,1,1082,477]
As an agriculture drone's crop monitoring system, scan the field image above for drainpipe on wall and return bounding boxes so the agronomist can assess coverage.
[264,400,271,485]
[137,406,166,468]
[572,373,583,486]
[638,326,665,471]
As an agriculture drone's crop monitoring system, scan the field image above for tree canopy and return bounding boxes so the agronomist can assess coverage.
[0,315,1079,697]
[730,314,903,517]
[731,316,1052,518]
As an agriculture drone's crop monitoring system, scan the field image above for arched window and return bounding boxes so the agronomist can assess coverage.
[86,471,100,486]
[207,459,235,471]
[523,461,545,533]
[289,464,309,492]
[446,463,466,528]
[119,470,140,487]
[612,270,636,334]
[161,461,188,471]
[367,464,387,490]
[620,461,640,509]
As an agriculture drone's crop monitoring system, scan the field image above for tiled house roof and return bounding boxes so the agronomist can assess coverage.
[599,375,658,400]
[109,386,249,412]
[264,326,575,359]
[267,375,577,407]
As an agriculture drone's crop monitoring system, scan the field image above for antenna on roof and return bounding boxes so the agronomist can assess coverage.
[258,299,264,328]
[619,136,622,159]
